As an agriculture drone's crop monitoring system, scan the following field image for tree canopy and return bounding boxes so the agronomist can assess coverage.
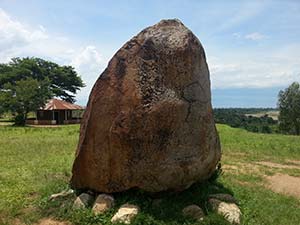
[0,57,84,103]
[0,77,52,125]
[278,82,300,135]
[0,57,84,125]
[214,108,277,133]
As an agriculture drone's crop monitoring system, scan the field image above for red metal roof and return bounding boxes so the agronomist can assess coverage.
[41,99,84,110]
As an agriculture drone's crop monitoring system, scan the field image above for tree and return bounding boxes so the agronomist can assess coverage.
[0,57,84,125]
[0,57,84,103]
[0,77,52,125]
[261,125,271,134]
[0,94,5,117]
[278,82,300,135]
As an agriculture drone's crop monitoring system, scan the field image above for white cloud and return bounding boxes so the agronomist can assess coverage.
[0,8,107,105]
[71,46,106,104]
[208,47,300,89]
[0,8,75,63]
[1,5,299,106]
[232,32,241,39]
[217,1,269,32]
[0,8,47,53]
[245,32,267,40]
[71,46,103,76]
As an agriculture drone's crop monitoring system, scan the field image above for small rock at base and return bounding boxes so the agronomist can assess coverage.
[73,193,94,209]
[209,198,241,225]
[49,189,74,201]
[182,204,205,221]
[92,194,114,215]
[209,193,238,204]
[111,204,139,224]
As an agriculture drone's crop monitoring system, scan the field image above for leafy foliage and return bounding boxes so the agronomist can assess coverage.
[278,82,300,135]
[0,57,84,125]
[0,77,52,125]
[0,57,84,103]
[214,108,277,133]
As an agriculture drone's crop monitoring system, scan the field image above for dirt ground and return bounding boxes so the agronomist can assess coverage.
[35,218,72,225]
[224,160,300,199]
[265,174,300,199]
[256,161,300,169]
[11,218,71,225]
[9,159,300,225]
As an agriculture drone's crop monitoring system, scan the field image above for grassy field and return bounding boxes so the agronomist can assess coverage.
[0,124,299,225]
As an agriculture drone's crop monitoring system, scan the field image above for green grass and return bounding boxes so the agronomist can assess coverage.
[219,124,300,162]
[0,124,300,225]
[0,125,78,224]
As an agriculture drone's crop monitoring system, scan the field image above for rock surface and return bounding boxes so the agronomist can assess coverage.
[209,198,241,225]
[182,205,205,221]
[71,19,221,193]
[111,204,139,224]
[92,194,114,215]
[208,193,238,204]
[49,189,74,201]
[73,193,94,209]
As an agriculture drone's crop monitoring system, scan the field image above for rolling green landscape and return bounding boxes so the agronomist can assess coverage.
[0,124,299,225]
[1,1,300,225]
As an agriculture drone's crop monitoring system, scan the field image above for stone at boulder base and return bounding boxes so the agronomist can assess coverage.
[73,193,94,209]
[182,205,205,221]
[70,19,221,193]
[209,198,241,225]
[111,204,139,224]
[92,194,114,215]
[208,193,238,204]
[49,189,74,201]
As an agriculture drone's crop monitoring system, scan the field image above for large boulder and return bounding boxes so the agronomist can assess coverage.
[70,19,221,193]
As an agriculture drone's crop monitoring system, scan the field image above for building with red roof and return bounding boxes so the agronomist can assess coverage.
[26,98,85,125]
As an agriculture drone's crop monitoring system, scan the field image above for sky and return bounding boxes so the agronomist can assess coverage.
[0,0,300,108]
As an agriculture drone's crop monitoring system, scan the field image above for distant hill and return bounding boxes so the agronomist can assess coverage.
[245,110,279,120]
[213,108,278,133]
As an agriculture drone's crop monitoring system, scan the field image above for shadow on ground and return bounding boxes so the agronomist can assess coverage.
[37,179,234,225]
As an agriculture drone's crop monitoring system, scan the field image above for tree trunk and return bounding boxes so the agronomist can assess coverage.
[296,125,300,135]
[14,111,27,126]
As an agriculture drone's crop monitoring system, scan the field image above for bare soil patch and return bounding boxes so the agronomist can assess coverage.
[227,152,248,157]
[21,204,36,215]
[223,163,261,174]
[256,161,300,170]
[265,174,300,198]
[12,218,25,225]
[285,160,300,166]
[35,218,72,225]
[225,161,300,198]
[235,180,253,187]
[28,125,62,128]
[222,164,239,171]
[0,121,14,126]
[224,160,300,176]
